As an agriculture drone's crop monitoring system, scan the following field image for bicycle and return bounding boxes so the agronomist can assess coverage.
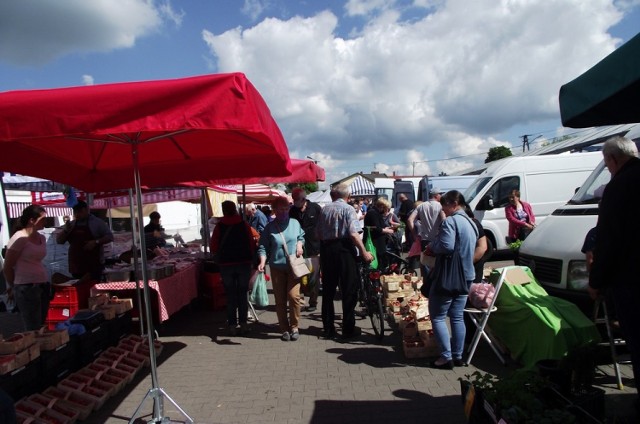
[383,234,417,276]
[356,261,385,340]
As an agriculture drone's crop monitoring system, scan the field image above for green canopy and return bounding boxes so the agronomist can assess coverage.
[559,32,640,128]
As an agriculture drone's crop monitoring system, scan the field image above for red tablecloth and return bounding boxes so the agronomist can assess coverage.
[93,263,200,322]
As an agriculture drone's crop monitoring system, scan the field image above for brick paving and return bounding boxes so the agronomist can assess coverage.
[2,283,638,423]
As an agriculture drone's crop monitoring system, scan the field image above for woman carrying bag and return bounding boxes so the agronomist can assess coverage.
[423,191,478,369]
[363,198,396,271]
[258,196,306,342]
[505,189,536,242]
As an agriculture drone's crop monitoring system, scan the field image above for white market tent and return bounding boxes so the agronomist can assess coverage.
[306,190,332,206]
[349,175,375,196]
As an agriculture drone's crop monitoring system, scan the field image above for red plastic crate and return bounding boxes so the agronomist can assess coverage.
[47,305,79,322]
[50,283,92,308]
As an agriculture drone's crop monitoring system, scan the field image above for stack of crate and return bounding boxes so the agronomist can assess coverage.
[46,283,92,330]
[0,332,42,400]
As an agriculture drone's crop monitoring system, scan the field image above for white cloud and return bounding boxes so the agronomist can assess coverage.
[0,0,164,65]
[202,0,625,177]
[81,75,95,86]
[159,1,185,28]
[345,0,394,16]
[242,0,269,22]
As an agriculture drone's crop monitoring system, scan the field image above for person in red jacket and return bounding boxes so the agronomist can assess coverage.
[210,201,259,336]
[505,190,535,242]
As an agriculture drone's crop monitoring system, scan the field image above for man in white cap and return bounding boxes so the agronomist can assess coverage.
[407,187,446,275]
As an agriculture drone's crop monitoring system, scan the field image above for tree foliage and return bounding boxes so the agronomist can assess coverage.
[485,146,513,163]
[284,182,318,193]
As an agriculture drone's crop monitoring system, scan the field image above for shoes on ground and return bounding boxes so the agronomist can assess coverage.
[453,358,465,367]
[430,358,454,370]
[341,326,362,339]
[290,330,300,341]
[227,325,238,336]
[322,328,336,340]
[239,323,249,335]
[281,331,291,341]
[306,306,317,312]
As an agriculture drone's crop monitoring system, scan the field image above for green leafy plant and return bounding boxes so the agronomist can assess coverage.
[509,239,523,251]
[460,371,578,423]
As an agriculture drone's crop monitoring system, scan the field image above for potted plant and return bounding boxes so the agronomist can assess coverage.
[460,370,591,423]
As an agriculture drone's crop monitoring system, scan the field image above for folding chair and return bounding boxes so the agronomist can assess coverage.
[247,292,259,322]
[463,267,508,366]
[593,298,625,390]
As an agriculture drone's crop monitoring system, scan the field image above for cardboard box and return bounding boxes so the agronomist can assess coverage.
[0,332,35,355]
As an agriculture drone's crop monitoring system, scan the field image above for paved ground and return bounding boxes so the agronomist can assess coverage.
[1,259,638,423]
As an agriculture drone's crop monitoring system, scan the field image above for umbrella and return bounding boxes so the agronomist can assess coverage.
[0,72,291,423]
[559,32,640,128]
[207,158,325,185]
[0,73,291,192]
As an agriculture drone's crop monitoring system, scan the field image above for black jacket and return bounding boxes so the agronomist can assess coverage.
[289,200,322,256]
[589,157,640,289]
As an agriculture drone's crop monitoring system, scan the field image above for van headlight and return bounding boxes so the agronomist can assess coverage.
[567,260,589,291]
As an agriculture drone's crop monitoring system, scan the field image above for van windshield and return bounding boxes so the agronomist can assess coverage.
[567,160,610,205]
[463,177,491,204]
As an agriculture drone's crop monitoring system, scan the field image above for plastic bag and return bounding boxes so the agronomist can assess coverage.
[250,271,269,307]
[365,228,379,269]
[468,282,496,309]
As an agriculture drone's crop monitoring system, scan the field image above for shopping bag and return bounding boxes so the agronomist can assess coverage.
[250,272,269,307]
[301,258,314,286]
[288,255,311,278]
[365,228,379,269]
[468,282,496,308]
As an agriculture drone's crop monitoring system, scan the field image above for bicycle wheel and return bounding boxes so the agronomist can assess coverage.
[368,295,385,340]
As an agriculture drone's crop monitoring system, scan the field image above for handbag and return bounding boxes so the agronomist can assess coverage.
[364,227,379,270]
[421,217,471,297]
[276,227,310,279]
[250,272,269,307]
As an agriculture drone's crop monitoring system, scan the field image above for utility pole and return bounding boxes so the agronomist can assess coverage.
[521,135,530,152]
[412,161,416,176]
[520,134,542,152]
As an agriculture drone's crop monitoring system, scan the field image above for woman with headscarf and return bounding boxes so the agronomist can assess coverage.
[3,205,51,331]
[258,196,306,341]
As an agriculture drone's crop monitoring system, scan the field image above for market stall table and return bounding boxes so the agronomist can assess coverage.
[92,262,200,323]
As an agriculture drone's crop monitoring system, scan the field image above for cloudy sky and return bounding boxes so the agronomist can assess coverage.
[1,0,638,187]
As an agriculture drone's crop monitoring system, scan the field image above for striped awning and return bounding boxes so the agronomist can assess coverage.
[349,176,375,196]
[7,202,73,218]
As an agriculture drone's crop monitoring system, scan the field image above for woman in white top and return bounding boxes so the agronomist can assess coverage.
[3,205,50,331]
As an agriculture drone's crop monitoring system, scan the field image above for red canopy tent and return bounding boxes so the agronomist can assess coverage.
[0,73,291,423]
[207,158,325,185]
[0,73,291,192]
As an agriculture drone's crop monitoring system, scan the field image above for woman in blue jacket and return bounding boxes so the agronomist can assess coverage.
[424,191,478,369]
[258,196,306,341]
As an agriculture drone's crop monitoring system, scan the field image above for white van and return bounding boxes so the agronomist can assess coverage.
[374,175,476,209]
[464,152,602,254]
[517,160,609,312]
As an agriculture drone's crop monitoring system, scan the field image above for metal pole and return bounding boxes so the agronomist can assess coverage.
[128,189,145,336]
[128,143,192,424]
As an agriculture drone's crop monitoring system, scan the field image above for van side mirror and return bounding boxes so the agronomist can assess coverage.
[477,195,494,211]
